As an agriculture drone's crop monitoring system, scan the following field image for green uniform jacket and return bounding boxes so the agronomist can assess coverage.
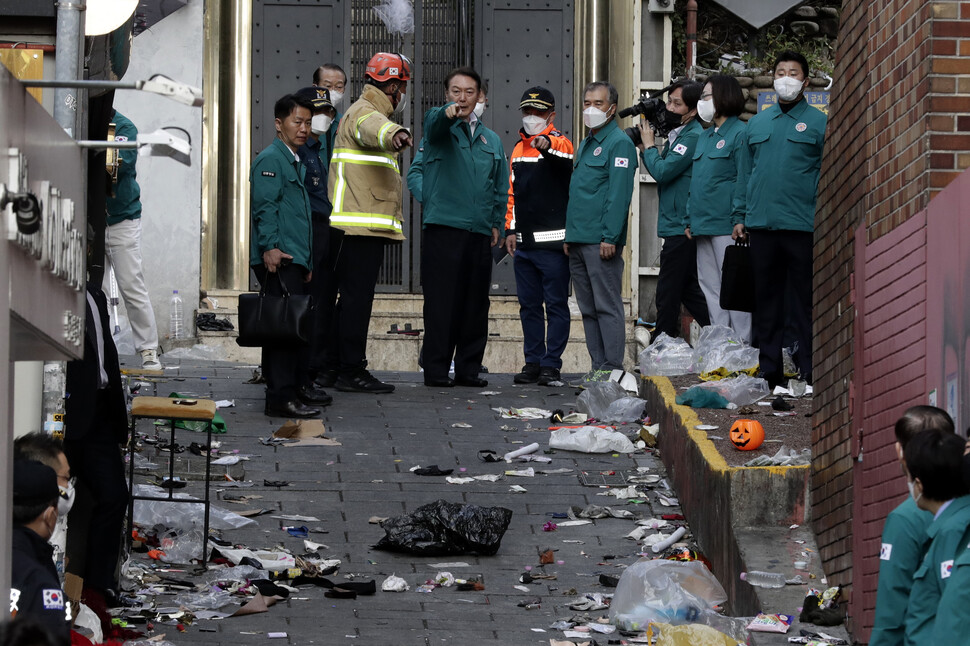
[565,119,637,245]
[744,99,826,232]
[641,119,703,239]
[931,523,970,642]
[406,139,426,204]
[870,497,931,646]
[685,116,750,236]
[249,137,313,271]
[904,495,970,646]
[420,105,509,236]
[106,110,141,224]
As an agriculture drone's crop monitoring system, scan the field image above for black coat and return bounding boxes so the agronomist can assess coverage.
[11,525,71,645]
[65,285,128,444]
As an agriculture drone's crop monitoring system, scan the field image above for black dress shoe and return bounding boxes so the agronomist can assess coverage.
[424,376,455,387]
[299,384,333,406]
[264,400,321,418]
[455,376,488,387]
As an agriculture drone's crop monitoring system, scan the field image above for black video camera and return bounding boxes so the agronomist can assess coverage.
[619,82,679,146]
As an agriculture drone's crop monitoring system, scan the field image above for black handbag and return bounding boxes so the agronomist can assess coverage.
[719,238,756,313]
[236,271,314,347]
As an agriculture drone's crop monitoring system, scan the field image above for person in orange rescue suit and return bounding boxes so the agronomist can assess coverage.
[504,86,574,387]
[325,52,413,394]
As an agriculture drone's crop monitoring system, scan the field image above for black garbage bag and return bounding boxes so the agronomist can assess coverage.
[373,499,513,556]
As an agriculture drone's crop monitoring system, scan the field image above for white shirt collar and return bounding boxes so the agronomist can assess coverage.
[668,124,685,146]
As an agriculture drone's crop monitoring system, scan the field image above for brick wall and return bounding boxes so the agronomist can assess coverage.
[814,0,970,641]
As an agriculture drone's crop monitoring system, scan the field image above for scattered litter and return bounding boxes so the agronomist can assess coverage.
[639,333,695,376]
[493,407,553,420]
[451,422,473,428]
[746,613,794,633]
[505,467,535,477]
[212,455,243,466]
[570,505,634,520]
[650,526,687,553]
[411,465,454,476]
[744,445,811,467]
[446,476,475,484]
[549,427,636,453]
[504,442,540,462]
[272,514,321,522]
[555,520,593,527]
[215,399,235,408]
[510,485,528,493]
[695,424,718,430]
[304,539,327,552]
[132,484,255,531]
[428,562,470,568]
[381,574,410,592]
[478,391,501,396]
[271,420,340,447]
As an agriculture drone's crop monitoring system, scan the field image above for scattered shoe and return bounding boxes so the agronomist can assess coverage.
[335,368,395,394]
[513,363,540,384]
[455,376,488,387]
[299,384,333,406]
[140,348,161,370]
[537,367,562,386]
[264,400,321,418]
[424,376,455,388]
[314,369,339,389]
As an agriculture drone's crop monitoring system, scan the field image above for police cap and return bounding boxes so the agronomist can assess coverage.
[294,86,335,113]
[520,86,555,111]
[13,460,58,506]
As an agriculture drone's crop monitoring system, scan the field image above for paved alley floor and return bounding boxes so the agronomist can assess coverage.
[119,358,698,645]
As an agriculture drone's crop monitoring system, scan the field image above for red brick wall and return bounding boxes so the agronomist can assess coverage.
[814,0,970,641]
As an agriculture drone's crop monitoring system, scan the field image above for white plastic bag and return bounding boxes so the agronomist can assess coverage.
[692,325,758,374]
[640,333,695,376]
[694,375,769,406]
[609,559,728,632]
[132,484,255,531]
[549,426,636,453]
[577,381,628,419]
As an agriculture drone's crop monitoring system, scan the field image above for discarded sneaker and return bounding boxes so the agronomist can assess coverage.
[140,348,161,370]
[513,363,540,384]
[537,367,562,386]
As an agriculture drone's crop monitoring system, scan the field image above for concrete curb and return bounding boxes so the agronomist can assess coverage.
[640,376,811,614]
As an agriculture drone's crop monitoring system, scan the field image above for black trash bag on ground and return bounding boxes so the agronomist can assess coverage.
[373,499,513,556]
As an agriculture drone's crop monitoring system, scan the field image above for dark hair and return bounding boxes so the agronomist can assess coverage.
[707,74,744,118]
[894,405,955,448]
[274,94,314,120]
[13,432,65,471]
[905,429,969,501]
[13,499,56,526]
[312,63,347,86]
[583,81,618,106]
[0,616,59,646]
[444,67,482,92]
[774,50,810,78]
[364,77,404,92]
[480,79,489,96]
[670,79,703,111]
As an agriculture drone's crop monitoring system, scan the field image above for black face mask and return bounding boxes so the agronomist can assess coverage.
[663,108,684,130]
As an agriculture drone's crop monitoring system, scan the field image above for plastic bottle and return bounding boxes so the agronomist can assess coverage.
[739,571,786,588]
[170,289,184,340]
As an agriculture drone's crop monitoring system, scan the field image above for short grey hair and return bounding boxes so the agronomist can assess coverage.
[583,81,618,106]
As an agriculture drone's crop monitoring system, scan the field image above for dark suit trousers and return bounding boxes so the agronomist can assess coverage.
[655,235,711,338]
[308,221,341,379]
[749,229,813,384]
[253,263,311,405]
[64,415,128,593]
[421,224,492,379]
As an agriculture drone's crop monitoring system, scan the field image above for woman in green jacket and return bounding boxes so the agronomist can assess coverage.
[684,74,752,342]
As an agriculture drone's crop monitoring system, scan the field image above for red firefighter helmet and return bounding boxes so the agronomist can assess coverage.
[365,52,412,82]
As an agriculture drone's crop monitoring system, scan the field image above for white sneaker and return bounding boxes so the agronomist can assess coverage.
[140,349,161,370]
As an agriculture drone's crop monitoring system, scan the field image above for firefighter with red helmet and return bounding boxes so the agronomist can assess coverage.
[323,52,412,394]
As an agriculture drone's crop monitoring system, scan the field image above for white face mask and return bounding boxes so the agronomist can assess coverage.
[473,101,487,118]
[392,91,408,117]
[697,99,715,123]
[329,90,344,106]
[773,76,805,102]
[522,115,548,136]
[908,480,922,505]
[57,481,75,516]
[583,106,611,129]
[310,114,333,136]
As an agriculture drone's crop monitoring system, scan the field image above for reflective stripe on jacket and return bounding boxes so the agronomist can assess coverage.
[327,85,407,240]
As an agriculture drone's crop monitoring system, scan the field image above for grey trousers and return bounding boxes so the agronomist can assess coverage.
[569,243,626,370]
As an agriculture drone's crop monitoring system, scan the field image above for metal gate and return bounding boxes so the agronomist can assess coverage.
[250,0,574,292]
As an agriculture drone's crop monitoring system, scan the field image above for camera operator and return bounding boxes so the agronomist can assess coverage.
[636,80,710,340]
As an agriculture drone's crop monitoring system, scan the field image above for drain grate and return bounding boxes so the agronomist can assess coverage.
[578,471,628,487]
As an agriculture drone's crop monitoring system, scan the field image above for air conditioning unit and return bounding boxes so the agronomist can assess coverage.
[648,0,675,13]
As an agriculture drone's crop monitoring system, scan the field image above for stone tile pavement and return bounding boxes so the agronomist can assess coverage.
[122,358,693,646]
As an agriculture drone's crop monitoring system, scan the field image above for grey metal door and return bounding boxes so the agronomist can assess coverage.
[251,0,349,158]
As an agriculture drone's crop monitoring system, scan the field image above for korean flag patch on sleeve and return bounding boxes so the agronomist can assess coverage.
[942,559,954,579]
[614,157,629,168]
[42,589,64,610]
[880,543,892,561]
[673,143,688,156]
